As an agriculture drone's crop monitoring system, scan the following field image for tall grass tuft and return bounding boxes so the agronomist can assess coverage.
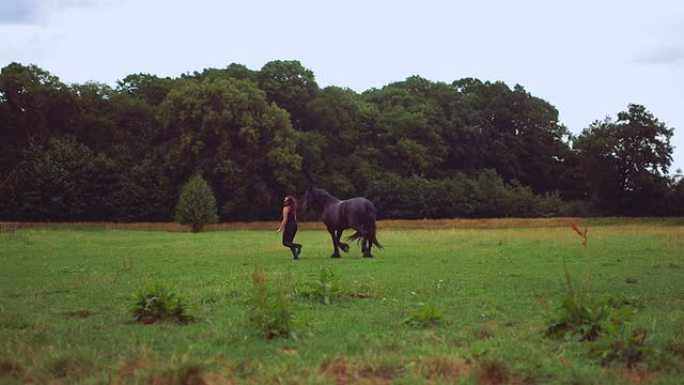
[247,266,301,339]
[569,222,588,246]
[545,255,626,341]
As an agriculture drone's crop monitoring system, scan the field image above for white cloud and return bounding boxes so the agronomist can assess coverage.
[0,0,105,24]
[638,46,684,65]
[0,1,34,23]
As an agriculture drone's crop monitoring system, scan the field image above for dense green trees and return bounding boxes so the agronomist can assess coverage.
[0,61,680,221]
[575,104,674,215]
[159,76,301,219]
[0,63,79,176]
[259,60,318,130]
[1,137,116,220]
[366,170,565,218]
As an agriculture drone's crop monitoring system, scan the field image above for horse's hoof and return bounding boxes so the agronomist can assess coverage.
[331,254,341,259]
[340,243,350,253]
[363,254,374,258]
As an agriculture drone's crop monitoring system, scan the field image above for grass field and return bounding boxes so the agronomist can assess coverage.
[1,219,683,384]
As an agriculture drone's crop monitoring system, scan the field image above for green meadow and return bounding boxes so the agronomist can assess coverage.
[1,220,683,384]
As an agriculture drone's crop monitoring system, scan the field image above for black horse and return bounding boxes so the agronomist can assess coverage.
[304,186,382,258]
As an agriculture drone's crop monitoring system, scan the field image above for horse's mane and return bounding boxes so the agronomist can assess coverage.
[309,187,340,207]
[313,187,335,199]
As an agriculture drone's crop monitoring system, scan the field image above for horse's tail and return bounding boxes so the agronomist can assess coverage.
[367,206,382,249]
[347,231,364,243]
[347,203,382,248]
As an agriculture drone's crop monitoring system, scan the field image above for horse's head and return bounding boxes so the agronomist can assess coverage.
[304,185,316,211]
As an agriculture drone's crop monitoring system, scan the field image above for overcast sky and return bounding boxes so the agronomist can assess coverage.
[1,0,683,172]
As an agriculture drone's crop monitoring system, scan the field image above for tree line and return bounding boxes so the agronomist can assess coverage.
[0,60,682,221]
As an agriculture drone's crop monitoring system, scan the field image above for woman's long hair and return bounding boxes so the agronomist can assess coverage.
[284,195,298,212]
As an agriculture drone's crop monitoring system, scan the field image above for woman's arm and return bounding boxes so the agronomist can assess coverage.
[276,206,290,232]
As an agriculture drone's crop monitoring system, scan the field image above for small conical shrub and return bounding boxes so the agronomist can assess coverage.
[175,174,218,232]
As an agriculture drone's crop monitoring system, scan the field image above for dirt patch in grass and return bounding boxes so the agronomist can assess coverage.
[421,357,469,382]
[139,316,159,325]
[281,347,298,357]
[349,293,372,299]
[178,366,206,385]
[322,357,469,384]
[473,327,495,340]
[51,357,93,379]
[616,368,660,384]
[65,310,94,319]
[135,314,194,325]
[200,372,237,385]
[118,359,151,377]
[357,362,401,384]
[321,358,397,385]
[477,360,509,385]
[147,373,174,385]
[147,366,206,385]
[0,359,24,377]
[322,358,355,385]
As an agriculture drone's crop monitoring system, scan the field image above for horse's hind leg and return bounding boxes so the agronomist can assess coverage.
[355,225,374,258]
[362,237,374,258]
[364,237,374,258]
[336,230,350,253]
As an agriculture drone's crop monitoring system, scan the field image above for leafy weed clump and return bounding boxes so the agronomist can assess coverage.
[544,282,640,343]
[544,293,615,341]
[129,283,193,324]
[296,267,343,305]
[247,266,301,339]
[589,323,650,367]
[545,257,650,366]
[404,303,445,328]
[545,256,619,341]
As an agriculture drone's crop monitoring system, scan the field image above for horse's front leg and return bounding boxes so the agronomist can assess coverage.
[336,230,350,253]
[328,229,341,258]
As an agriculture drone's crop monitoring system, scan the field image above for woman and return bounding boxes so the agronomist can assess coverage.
[277,195,302,259]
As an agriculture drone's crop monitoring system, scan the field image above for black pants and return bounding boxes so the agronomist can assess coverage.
[282,221,300,257]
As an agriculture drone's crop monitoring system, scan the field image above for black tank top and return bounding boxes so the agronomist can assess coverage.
[287,207,297,222]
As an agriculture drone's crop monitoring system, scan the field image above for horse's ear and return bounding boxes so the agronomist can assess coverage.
[305,170,315,185]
